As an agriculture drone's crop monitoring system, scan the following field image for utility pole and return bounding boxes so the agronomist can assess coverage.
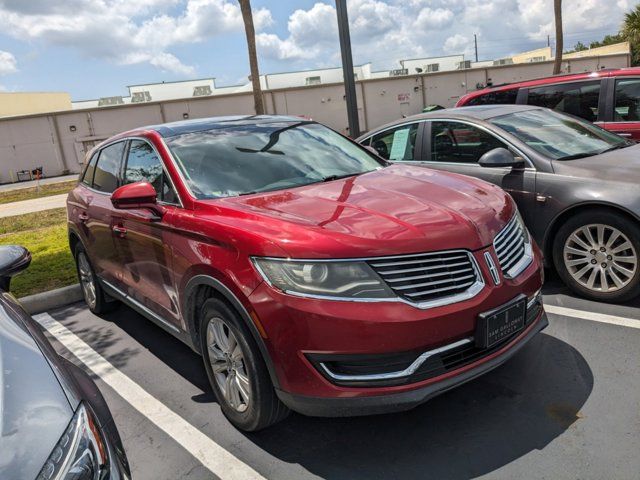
[335,0,360,138]
[547,34,551,47]
[474,34,478,62]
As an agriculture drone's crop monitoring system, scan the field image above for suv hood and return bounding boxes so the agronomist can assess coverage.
[0,297,72,480]
[215,164,513,258]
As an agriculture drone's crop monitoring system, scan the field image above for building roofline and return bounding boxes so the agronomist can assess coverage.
[126,77,216,88]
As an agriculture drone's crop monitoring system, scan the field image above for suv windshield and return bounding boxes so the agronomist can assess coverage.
[165,121,384,198]
[490,108,631,160]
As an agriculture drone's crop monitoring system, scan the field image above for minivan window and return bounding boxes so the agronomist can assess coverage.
[165,122,383,198]
[124,140,178,204]
[430,121,507,163]
[81,151,99,186]
[491,108,628,160]
[466,89,518,106]
[92,142,125,193]
[369,123,418,161]
[614,78,640,121]
[527,81,601,122]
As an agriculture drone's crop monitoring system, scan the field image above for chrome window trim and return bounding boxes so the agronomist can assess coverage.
[251,249,486,310]
[361,118,536,169]
[319,337,474,382]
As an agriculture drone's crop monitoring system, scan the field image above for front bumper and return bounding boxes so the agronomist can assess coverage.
[276,311,548,417]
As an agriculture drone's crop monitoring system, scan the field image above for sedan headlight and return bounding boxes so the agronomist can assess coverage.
[252,258,395,299]
[37,403,109,480]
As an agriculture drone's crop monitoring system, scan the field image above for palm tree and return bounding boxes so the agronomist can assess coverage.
[238,0,265,115]
[622,4,640,65]
[552,0,563,74]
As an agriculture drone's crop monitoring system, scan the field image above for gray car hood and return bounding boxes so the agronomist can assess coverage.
[552,144,640,182]
[0,298,72,479]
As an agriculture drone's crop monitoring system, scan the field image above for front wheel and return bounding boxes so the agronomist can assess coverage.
[553,210,640,302]
[199,298,289,431]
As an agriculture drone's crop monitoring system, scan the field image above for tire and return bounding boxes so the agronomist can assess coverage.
[199,298,289,431]
[74,244,119,314]
[553,209,640,302]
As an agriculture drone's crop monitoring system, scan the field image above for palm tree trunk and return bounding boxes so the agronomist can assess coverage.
[238,0,265,115]
[553,0,563,74]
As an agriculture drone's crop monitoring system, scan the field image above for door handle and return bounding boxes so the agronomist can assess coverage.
[616,132,633,138]
[112,225,127,237]
[78,212,89,223]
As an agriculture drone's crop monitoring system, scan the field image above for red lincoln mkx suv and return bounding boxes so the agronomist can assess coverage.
[67,115,547,431]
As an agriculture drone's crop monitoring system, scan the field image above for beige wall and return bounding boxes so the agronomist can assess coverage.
[564,42,630,59]
[0,92,72,118]
[512,47,552,63]
[0,52,630,184]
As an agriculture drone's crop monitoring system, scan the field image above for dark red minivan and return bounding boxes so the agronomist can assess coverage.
[67,115,546,431]
[457,67,640,139]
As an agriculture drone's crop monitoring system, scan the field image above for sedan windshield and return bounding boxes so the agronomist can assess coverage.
[165,121,384,198]
[489,108,631,160]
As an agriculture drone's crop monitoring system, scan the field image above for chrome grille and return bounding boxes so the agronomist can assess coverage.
[368,250,481,304]
[493,215,528,278]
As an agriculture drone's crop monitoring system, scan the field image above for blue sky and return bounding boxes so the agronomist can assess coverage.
[0,0,632,100]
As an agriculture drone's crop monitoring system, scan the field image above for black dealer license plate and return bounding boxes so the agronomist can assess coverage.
[476,296,527,348]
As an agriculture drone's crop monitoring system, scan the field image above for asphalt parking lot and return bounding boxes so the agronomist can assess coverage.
[34,273,639,480]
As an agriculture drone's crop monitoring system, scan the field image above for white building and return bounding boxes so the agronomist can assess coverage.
[399,55,466,74]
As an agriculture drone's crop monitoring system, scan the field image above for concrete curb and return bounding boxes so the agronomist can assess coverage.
[19,283,83,314]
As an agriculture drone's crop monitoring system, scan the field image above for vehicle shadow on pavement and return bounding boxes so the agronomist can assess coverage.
[248,333,593,480]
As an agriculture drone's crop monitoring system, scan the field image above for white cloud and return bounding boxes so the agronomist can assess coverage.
[257,0,631,70]
[0,0,272,75]
[0,50,17,75]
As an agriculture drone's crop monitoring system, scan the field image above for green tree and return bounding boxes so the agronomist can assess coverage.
[622,4,640,65]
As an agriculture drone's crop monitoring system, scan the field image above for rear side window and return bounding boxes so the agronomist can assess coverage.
[466,89,518,106]
[124,139,178,204]
[92,142,125,193]
[81,152,99,186]
[527,81,600,122]
[368,123,419,161]
[614,78,640,121]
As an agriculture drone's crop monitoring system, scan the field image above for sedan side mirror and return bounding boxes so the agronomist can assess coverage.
[111,182,165,219]
[0,245,31,292]
[478,148,525,169]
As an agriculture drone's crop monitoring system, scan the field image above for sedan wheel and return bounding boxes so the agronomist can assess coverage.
[563,224,638,293]
[78,252,97,310]
[206,316,251,413]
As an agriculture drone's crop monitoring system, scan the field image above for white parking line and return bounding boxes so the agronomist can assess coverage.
[33,313,266,480]
[544,304,640,329]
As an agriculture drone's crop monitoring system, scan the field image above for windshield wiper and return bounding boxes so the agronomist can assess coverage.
[598,143,632,154]
[318,172,361,182]
[555,151,602,161]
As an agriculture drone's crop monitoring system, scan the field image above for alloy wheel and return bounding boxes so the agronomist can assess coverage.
[563,223,638,293]
[206,317,251,413]
[78,252,97,309]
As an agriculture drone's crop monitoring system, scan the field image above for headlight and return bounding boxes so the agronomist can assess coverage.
[252,258,395,299]
[37,403,109,480]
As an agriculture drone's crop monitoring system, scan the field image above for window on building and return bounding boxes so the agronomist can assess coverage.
[430,121,507,164]
[124,140,178,204]
[614,78,640,121]
[426,63,439,73]
[369,123,419,161]
[305,76,321,86]
[527,81,601,122]
[193,85,213,96]
[92,142,125,193]
[466,89,519,106]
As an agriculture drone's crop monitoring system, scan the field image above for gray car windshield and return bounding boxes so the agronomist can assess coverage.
[165,121,384,198]
[490,109,630,160]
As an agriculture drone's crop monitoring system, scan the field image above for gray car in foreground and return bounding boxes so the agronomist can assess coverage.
[0,246,130,479]
[358,105,640,302]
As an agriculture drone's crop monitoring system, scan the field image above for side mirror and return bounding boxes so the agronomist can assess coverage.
[111,182,165,219]
[478,148,525,169]
[0,245,31,292]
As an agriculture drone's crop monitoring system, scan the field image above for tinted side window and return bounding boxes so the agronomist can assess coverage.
[124,140,178,204]
[614,78,640,121]
[466,89,518,106]
[93,142,125,193]
[527,81,600,122]
[430,121,507,164]
[81,151,99,186]
[368,123,419,161]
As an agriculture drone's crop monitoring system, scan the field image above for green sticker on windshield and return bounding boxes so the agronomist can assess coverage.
[389,128,410,160]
